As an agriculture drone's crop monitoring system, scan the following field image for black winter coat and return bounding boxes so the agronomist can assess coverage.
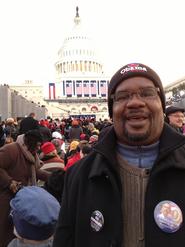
[53,123,185,247]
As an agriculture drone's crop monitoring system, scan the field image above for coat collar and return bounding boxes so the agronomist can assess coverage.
[89,126,118,179]
[90,123,185,178]
[151,122,185,175]
[159,122,185,156]
[94,125,117,162]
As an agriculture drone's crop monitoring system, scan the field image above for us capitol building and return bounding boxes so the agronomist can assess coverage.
[46,7,109,120]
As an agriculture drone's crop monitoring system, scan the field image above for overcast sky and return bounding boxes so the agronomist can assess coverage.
[0,0,185,86]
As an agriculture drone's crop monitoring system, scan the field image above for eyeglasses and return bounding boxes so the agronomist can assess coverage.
[168,114,184,119]
[111,87,160,103]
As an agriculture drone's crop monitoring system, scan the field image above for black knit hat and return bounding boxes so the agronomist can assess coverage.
[108,63,166,118]
[24,129,43,143]
[166,106,184,116]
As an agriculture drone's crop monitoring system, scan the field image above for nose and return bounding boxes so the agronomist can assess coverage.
[126,93,146,107]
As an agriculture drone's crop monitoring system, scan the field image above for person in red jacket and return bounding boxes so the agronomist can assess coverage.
[64,141,80,171]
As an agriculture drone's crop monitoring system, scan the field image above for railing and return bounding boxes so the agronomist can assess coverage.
[44,98,107,103]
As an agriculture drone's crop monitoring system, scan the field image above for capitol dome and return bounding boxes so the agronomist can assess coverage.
[55,7,103,80]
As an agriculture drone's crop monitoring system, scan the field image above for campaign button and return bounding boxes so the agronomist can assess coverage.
[154,200,183,233]
[90,210,104,232]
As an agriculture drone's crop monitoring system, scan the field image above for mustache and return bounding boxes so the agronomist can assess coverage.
[124,110,150,119]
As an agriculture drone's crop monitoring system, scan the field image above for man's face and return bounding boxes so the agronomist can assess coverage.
[112,77,164,146]
[168,111,184,128]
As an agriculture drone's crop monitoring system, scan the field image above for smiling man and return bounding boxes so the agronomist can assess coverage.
[53,63,185,247]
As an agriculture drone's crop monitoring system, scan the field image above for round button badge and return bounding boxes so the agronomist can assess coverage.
[154,200,183,233]
[90,210,104,232]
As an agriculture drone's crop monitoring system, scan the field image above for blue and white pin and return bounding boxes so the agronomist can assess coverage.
[154,200,183,233]
[90,210,104,232]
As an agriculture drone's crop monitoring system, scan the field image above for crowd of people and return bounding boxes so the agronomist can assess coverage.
[1,62,185,246]
[0,111,111,247]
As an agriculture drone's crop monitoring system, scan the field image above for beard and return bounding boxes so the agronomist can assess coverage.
[124,128,150,143]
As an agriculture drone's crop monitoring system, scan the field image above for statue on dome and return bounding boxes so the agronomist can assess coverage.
[76,6,79,17]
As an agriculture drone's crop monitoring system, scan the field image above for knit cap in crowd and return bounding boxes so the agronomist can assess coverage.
[10,186,60,241]
[69,140,79,152]
[72,120,79,126]
[52,131,62,140]
[80,133,86,140]
[24,129,43,143]
[41,142,56,155]
[108,63,166,118]
[165,106,185,116]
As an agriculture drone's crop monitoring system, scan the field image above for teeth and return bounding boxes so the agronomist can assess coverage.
[128,117,144,120]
